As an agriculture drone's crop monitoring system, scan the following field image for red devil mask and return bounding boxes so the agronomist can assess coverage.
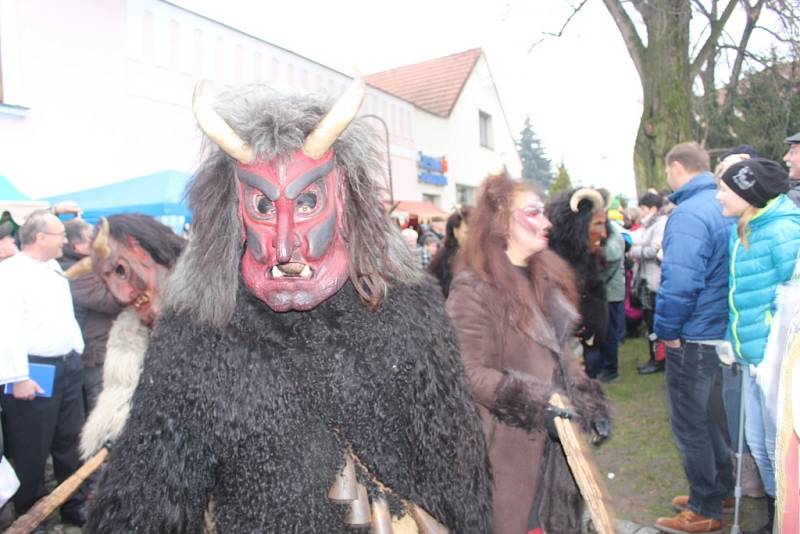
[192,78,366,312]
[236,151,349,312]
[92,232,169,326]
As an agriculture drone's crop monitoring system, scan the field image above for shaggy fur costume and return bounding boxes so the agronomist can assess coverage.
[86,280,492,533]
[80,308,148,459]
[546,189,609,345]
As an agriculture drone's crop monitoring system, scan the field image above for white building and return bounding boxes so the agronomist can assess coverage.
[0,0,416,205]
[367,48,522,212]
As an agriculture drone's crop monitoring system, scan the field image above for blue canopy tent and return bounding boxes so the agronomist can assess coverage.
[43,170,193,234]
[1,175,50,225]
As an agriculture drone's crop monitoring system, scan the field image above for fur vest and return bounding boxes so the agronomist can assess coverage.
[86,281,492,533]
[80,307,149,459]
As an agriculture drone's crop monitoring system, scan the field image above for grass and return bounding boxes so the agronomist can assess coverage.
[593,336,687,525]
[594,335,769,531]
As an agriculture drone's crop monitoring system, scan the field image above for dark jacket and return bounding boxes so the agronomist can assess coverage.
[447,267,610,534]
[654,172,733,341]
[59,253,124,367]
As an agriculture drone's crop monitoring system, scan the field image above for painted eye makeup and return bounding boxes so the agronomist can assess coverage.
[521,205,545,217]
[252,193,276,219]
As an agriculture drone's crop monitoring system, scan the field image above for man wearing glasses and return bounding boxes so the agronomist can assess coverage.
[0,210,87,531]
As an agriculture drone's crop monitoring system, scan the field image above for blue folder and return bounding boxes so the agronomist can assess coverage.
[3,363,56,398]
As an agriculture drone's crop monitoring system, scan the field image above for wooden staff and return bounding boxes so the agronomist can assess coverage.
[5,448,108,534]
[549,392,616,534]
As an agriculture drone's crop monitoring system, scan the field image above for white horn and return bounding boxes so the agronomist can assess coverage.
[192,80,255,164]
[303,77,366,160]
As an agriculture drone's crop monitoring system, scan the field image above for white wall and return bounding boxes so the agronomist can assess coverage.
[411,55,522,210]
[0,0,415,201]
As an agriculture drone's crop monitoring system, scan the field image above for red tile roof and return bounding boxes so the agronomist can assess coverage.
[366,49,483,118]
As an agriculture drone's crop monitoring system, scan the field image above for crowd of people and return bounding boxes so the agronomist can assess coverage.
[0,77,798,534]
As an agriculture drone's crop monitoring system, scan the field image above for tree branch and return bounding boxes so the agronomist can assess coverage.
[601,0,646,81]
[543,0,591,38]
[722,0,764,110]
[690,0,739,76]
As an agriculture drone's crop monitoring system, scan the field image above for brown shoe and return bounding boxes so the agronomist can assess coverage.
[655,510,722,533]
[671,495,735,513]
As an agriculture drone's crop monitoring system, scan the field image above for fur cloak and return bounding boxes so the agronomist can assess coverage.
[86,280,492,533]
[80,307,149,459]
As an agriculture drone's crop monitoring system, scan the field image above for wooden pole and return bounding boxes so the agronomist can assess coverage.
[5,448,108,534]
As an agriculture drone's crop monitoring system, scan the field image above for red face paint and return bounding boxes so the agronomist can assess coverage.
[236,150,349,312]
[515,203,547,236]
[93,237,168,326]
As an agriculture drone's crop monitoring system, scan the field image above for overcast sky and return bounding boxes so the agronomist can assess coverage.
[173,0,644,200]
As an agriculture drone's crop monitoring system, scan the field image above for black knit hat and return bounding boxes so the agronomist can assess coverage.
[0,220,14,240]
[720,158,790,208]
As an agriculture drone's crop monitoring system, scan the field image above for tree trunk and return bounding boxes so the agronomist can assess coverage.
[633,1,694,193]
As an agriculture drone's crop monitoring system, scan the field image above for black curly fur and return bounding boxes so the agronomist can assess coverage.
[492,370,560,432]
[86,280,492,533]
[546,189,609,344]
[568,373,613,433]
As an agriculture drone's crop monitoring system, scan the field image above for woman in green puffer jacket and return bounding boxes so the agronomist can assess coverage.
[716,157,800,534]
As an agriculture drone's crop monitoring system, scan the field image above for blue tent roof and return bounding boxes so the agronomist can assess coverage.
[0,176,29,201]
[42,170,193,225]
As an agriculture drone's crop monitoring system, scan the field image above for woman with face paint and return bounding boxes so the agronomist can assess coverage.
[715,158,800,534]
[447,170,611,534]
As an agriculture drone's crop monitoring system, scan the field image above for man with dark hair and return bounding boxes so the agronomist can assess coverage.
[58,219,123,413]
[654,142,735,534]
[0,211,88,530]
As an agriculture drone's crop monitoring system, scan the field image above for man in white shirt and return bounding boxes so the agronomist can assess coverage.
[0,211,87,528]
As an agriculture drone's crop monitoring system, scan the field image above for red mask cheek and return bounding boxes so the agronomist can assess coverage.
[515,209,544,235]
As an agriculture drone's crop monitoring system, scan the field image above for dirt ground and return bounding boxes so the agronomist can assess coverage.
[594,336,769,532]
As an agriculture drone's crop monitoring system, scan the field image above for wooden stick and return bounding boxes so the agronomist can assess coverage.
[5,448,108,534]
[550,393,616,534]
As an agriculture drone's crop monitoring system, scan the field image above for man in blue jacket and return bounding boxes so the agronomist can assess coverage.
[654,142,735,534]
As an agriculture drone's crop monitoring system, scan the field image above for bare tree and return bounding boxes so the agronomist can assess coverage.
[545,0,799,190]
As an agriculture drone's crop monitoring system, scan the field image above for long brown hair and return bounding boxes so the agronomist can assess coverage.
[457,171,578,331]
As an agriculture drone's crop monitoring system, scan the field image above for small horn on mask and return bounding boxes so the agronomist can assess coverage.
[569,188,605,213]
[192,80,255,164]
[63,256,93,280]
[370,497,394,534]
[92,218,112,260]
[303,77,366,160]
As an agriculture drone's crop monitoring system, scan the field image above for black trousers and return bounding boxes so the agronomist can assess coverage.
[1,352,86,515]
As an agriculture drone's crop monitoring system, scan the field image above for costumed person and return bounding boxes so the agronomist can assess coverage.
[447,170,611,534]
[85,80,492,533]
[546,187,610,379]
[73,213,187,461]
[427,206,471,297]
[716,158,800,534]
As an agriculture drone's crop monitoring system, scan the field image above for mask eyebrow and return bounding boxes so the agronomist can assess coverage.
[236,169,280,200]
[285,159,334,200]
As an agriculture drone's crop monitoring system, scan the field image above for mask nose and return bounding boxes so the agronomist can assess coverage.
[274,200,297,263]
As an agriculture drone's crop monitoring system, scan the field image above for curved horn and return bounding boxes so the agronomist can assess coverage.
[192,80,255,164]
[569,188,605,213]
[303,78,366,160]
[92,218,112,260]
[63,256,93,280]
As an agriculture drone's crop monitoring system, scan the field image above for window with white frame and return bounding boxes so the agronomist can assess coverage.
[455,184,475,206]
[479,110,493,148]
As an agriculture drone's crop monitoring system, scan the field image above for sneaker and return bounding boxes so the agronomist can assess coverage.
[655,510,722,533]
[671,495,735,514]
[638,360,665,374]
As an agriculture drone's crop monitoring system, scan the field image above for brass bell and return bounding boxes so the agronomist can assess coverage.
[345,483,372,528]
[370,496,394,534]
[328,454,358,503]
[410,503,448,534]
